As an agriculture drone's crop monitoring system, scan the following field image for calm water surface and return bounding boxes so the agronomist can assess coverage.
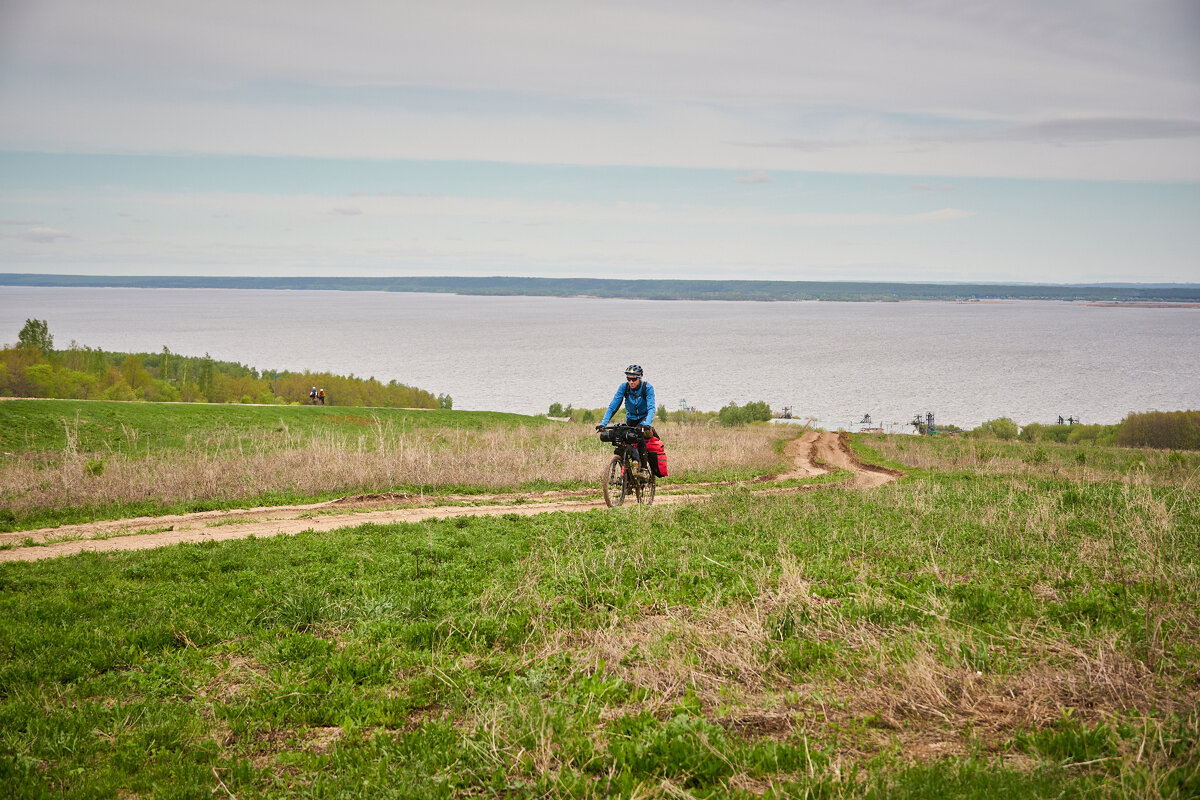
[2,287,1197,430]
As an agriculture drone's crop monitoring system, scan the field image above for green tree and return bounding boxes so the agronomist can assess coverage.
[743,401,773,422]
[718,400,772,426]
[1116,410,1200,450]
[197,354,215,401]
[120,355,153,394]
[158,346,174,381]
[548,402,565,417]
[17,319,53,355]
[975,417,1019,440]
[718,402,746,427]
[24,363,55,395]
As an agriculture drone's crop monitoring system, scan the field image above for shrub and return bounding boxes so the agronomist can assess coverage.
[718,401,772,427]
[1068,424,1118,447]
[1023,448,1049,465]
[1040,424,1073,443]
[974,417,1019,440]
[1116,410,1200,450]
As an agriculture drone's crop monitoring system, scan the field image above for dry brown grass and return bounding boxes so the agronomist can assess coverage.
[0,422,791,517]
[506,523,1198,772]
[868,434,1200,490]
[527,595,1196,768]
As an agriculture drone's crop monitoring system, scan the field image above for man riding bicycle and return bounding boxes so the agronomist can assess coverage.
[597,364,657,478]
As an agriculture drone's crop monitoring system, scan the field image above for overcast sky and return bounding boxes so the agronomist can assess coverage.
[1,0,1198,283]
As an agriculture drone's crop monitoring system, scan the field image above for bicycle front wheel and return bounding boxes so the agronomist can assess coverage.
[636,472,655,505]
[602,455,627,507]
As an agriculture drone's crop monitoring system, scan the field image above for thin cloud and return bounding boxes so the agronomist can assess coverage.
[991,117,1200,144]
[13,226,72,243]
[780,208,974,227]
[741,116,1200,152]
[331,206,363,216]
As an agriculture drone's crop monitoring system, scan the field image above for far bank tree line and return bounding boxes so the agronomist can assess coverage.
[2,319,450,409]
[972,412,1200,451]
[554,392,1199,450]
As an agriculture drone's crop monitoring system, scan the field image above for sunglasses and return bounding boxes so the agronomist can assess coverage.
[626,376,640,381]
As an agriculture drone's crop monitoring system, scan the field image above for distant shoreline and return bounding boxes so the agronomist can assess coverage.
[1084,301,1200,308]
[3,274,1198,304]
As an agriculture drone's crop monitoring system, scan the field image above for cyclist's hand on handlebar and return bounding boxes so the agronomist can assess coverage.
[595,424,605,431]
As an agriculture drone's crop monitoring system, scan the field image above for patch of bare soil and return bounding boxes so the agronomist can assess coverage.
[1,432,900,562]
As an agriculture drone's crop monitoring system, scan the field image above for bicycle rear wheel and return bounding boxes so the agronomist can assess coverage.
[602,455,627,507]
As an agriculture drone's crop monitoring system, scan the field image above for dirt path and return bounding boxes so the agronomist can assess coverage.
[1,432,901,562]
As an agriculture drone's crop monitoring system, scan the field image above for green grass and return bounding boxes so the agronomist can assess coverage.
[2,435,1197,797]
[0,398,542,456]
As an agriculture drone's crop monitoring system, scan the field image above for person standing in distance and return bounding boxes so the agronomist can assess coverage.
[597,365,656,477]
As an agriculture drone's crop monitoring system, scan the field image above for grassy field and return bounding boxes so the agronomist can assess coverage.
[0,399,535,454]
[0,400,791,532]
[1,414,1198,798]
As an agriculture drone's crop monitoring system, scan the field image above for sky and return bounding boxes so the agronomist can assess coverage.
[0,0,1198,283]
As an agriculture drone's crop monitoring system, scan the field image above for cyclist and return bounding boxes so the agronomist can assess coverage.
[597,365,657,477]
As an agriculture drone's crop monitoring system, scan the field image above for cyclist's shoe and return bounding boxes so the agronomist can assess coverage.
[639,466,653,480]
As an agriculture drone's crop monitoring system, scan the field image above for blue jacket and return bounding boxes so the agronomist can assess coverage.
[602,380,655,427]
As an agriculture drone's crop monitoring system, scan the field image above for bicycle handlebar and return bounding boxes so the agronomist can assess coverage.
[597,423,649,444]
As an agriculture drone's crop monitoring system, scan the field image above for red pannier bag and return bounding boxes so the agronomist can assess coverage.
[645,435,668,477]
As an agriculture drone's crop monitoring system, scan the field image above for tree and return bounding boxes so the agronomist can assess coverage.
[718,402,746,427]
[120,355,153,395]
[718,400,773,426]
[975,417,1019,440]
[197,353,215,401]
[17,319,53,355]
[743,401,773,422]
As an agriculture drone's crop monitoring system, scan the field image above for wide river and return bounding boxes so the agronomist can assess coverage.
[2,287,1196,430]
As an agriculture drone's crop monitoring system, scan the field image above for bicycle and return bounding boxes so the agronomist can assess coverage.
[597,424,656,507]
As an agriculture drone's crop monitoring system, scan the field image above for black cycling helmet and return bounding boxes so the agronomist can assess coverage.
[624,364,643,378]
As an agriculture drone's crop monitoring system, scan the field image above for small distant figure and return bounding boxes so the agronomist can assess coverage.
[318,388,326,405]
[309,386,318,405]
[1057,415,1065,425]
